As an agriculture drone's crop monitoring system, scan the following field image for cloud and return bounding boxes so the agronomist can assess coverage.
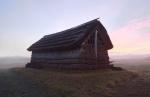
[109,17,150,54]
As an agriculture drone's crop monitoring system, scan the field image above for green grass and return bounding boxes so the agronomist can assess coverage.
[13,68,137,97]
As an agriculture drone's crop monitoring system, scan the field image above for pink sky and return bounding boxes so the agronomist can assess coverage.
[109,17,150,55]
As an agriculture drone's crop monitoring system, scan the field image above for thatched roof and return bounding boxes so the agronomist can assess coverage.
[28,19,113,51]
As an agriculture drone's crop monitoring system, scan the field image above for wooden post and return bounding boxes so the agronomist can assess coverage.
[95,30,98,65]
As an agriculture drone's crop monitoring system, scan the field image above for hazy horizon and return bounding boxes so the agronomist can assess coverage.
[0,0,150,57]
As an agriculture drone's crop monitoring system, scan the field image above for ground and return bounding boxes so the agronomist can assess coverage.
[115,72,150,97]
[0,69,50,97]
[0,57,150,97]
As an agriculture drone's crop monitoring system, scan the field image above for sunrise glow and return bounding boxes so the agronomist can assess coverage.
[0,0,150,57]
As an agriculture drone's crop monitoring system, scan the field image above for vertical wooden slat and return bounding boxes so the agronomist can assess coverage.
[95,29,98,58]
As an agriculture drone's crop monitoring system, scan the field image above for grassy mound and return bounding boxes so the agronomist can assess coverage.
[13,68,137,97]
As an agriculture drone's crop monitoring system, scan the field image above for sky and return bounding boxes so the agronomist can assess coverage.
[0,0,150,57]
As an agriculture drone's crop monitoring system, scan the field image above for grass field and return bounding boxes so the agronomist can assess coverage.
[13,68,136,97]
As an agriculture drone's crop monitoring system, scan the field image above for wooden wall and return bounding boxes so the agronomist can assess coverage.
[80,28,109,65]
[31,49,81,63]
[32,49,80,59]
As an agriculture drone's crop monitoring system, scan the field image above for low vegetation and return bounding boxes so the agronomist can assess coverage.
[13,68,137,97]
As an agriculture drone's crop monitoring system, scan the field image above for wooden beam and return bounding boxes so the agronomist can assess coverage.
[95,29,98,58]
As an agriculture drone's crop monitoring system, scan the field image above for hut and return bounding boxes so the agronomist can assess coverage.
[26,19,113,69]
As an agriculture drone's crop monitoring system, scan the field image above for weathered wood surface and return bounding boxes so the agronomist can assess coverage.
[80,29,109,65]
[26,62,111,69]
[32,49,80,59]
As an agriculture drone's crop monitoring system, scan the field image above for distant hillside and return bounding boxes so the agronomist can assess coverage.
[0,57,30,69]
[110,54,150,60]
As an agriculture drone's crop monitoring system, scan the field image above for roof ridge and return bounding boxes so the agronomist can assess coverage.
[44,18,99,37]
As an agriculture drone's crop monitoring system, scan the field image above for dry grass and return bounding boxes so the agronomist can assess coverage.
[13,68,137,97]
